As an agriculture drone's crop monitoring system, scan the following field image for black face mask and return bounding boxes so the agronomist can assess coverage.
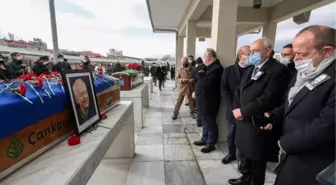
[183,63,189,68]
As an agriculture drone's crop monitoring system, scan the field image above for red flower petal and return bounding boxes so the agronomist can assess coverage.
[98,69,103,75]
[18,83,26,96]
[18,75,27,81]
[37,78,43,88]
[100,113,108,119]
[68,134,81,146]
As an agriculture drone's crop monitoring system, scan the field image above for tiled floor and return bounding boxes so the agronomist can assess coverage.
[90,80,276,185]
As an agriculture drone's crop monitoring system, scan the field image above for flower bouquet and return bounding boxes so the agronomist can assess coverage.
[127,63,142,70]
[0,81,33,104]
[47,72,64,92]
[17,73,47,103]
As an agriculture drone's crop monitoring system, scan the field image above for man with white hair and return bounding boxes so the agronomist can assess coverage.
[230,38,288,185]
[72,78,95,125]
[193,48,223,153]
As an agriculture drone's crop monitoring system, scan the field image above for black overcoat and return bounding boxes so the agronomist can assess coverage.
[234,58,288,160]
[274,61,335,185]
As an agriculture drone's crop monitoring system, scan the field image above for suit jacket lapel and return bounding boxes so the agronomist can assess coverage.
[242,58,274,90]
[234,62,242,81]
[285,86,310,114]
[242,66,254,90]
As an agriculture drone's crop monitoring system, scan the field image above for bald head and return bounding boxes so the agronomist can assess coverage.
[181,57,190,68]
[237,45,250,66]
[293,25,335,67]
[73,78,89,110]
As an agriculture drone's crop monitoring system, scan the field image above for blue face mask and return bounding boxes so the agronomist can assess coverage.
[249,52,262,65]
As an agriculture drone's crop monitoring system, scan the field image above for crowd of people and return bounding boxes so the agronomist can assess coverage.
[149,62,175,91]
[172,25,335,185]
[0,53,133,80]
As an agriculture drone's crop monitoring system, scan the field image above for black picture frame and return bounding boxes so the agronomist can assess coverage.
[61,69,101,135]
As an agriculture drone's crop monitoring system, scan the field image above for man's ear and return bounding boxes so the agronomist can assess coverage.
[323,46,335,58]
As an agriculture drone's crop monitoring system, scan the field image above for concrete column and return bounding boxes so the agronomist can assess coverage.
[175,36,184,87]
[211,0,238,142]
[175,36,184,70]
[262,22,277,47]
[211,0,238,67]
[186,21,196,57]
[48,0,60,63]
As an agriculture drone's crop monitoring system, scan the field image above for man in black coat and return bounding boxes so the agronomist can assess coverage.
[82,55,94,72]
[55,54,72,73]
[188,55,196,68]
[150,63,157,86]
[280,44,297,82]
[193,48,223,153]
[155,64,165,91]
[269,25,335,185]
[221,45,252,164]
[5,52,25,78]
[32,56,51,76]
[0,54,10,80]
[230,38,288,185]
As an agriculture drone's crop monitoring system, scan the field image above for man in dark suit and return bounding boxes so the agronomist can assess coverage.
[280,44,297,82]
[32,56,51,76]
[229,38,288,185]
[268,25,335,185]
[221,45,252,164]
[193,48,223,153]
[55,54,72,72]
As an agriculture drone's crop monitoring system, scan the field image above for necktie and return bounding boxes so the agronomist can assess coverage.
[252,67,259,77]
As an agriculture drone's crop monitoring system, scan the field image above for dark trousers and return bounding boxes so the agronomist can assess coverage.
[196,114,202,127]
[227,120,236,156]
[200,115,218,145]
[158,79,163,90]
[238,152,267,185]
[153,76,157,85]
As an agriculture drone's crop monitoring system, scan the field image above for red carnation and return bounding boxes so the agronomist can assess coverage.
[100,113,107,119]
[26,72,35,80]
[39,74,48,79]
[68,134,81,146]
[18,75,27,81]
[98,68,103,75]
[18,83,26,96]
[37,77,43,88]
[51,71,59,76]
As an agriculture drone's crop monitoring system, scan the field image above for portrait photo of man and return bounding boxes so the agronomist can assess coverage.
[65,71,100,134]
[72,78,96,125]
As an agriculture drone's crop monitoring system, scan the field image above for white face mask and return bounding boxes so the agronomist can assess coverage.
[280,57,291,65]
[294,49,324,76]
[16,56,22,60]
[59,59,64,62]
[188,59,192,63]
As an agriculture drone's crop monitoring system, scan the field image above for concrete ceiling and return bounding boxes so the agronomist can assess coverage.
[238,0,283,7]
[146,0,284,32]
[146,0,335,35]
[146,0,191,32]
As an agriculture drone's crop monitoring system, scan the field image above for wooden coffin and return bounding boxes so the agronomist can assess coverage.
[0,77,121,180]
[111,70,144,91]
[96,76,121,114]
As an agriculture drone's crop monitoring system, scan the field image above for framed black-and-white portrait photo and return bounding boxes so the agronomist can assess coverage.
[62,70,100,135]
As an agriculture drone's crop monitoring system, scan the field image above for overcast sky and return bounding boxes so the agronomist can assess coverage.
[0,0,335,58]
